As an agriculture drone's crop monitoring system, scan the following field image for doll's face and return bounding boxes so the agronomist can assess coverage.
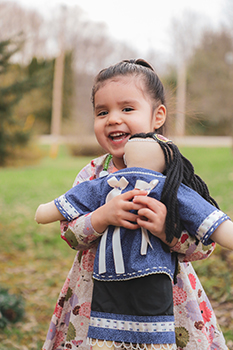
[124,138,166,173]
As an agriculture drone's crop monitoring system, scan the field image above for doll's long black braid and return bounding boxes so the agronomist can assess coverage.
[129,132,219,244]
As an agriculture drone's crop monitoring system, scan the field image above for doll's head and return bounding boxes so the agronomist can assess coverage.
[124,132,219,244]
[124,135,166,173]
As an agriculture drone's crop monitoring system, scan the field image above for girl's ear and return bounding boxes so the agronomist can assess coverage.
[153,104,166,130]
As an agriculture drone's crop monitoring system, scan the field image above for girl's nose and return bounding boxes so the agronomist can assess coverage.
[107,112,122,125]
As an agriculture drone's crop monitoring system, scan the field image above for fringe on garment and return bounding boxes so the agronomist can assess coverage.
[87,338,177,350]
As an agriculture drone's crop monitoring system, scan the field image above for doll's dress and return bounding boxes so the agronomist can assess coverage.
[54,167,229,348]
[42,155,229,350]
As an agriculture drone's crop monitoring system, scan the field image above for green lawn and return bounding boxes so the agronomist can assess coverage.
[0,145,233,349]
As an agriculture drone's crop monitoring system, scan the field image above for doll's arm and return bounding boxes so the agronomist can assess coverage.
[210,219,233,250]
[35,201,65,224]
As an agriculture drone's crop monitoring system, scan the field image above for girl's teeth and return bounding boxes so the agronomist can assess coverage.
[112,133,124,137]
[110,133,126,139]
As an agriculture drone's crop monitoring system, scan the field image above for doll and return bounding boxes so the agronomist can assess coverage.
[35,133,232,349]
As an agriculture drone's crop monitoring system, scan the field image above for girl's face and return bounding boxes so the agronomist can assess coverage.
[94,76,166,169]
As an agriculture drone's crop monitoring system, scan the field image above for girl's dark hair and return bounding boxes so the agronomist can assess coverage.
[92,59,166,134]
[130,132,219,244]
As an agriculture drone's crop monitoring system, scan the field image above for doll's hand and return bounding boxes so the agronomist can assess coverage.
[133,195,178,247]
[91,189,147,233]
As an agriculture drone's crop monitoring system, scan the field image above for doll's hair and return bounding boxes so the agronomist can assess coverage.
[92,59,166,134]
[129,132,219,243]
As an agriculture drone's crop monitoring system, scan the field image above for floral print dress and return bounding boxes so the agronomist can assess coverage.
[42,155,228,350]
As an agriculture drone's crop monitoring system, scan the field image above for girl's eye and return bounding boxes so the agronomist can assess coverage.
[123,107,134,112]
[97,111,108,117]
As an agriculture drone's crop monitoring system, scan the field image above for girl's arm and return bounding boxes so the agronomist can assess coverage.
[35,201,65,224]
[60,213,102,250]
[61,189,148,250]
[91,189,147,233]
[170,231,215,262]
[133,195,216,260]
[59,158,103,250]
[59,154,150,250]
[133,195,180,248]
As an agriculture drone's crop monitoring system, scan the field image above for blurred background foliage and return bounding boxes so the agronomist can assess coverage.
[0,1,233,166]
[0,1,233,165]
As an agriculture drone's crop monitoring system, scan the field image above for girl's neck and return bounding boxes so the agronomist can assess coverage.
[112,156,126,171]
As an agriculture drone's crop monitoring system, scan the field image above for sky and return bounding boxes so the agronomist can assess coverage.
[7,0,228,56]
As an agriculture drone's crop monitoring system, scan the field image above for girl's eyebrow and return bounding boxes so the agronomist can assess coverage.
[94,104,108,112]
[118,99,138,105]
[95,99,139,111]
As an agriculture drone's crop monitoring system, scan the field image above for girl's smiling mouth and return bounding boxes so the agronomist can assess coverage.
[109,132,130,142]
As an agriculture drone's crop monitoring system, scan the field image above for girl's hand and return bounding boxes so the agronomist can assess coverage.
[133,195,178,248]
[91,189,147,233]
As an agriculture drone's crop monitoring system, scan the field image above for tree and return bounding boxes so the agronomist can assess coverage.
[0,3,139,137]
[21,57,54,133]
[0,2,47,64]
[187,29,233,135]
[170,11,209,136]
[0,37,39,165]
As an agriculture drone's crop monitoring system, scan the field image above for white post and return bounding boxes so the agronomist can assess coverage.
[175,61,186,137]
[50,51,65,138]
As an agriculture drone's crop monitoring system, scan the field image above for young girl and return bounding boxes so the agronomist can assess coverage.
[41,59,228,350]
[36,133,232,349]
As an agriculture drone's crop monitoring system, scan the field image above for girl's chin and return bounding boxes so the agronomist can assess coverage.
[111,146,129,159]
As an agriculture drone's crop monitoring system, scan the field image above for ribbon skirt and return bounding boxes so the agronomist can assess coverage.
[88,274,175,345]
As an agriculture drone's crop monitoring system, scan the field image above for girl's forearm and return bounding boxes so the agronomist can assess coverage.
[90,205,109,234]
[61,213,103,250]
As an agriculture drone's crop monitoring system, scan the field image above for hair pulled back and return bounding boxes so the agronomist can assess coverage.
[92,59,166,134]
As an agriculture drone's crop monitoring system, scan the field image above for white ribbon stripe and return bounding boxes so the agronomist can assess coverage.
[98,177,159,275]
[90,316,174,333]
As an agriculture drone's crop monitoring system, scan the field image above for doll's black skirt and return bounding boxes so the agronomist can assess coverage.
[91,273,173,317]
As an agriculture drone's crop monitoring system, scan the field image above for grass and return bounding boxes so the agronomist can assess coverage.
[0,145,93,349]
[180,147,233,215]
[0,144,233,349]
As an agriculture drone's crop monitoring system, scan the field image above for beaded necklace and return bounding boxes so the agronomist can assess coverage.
[99,154,113,177]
